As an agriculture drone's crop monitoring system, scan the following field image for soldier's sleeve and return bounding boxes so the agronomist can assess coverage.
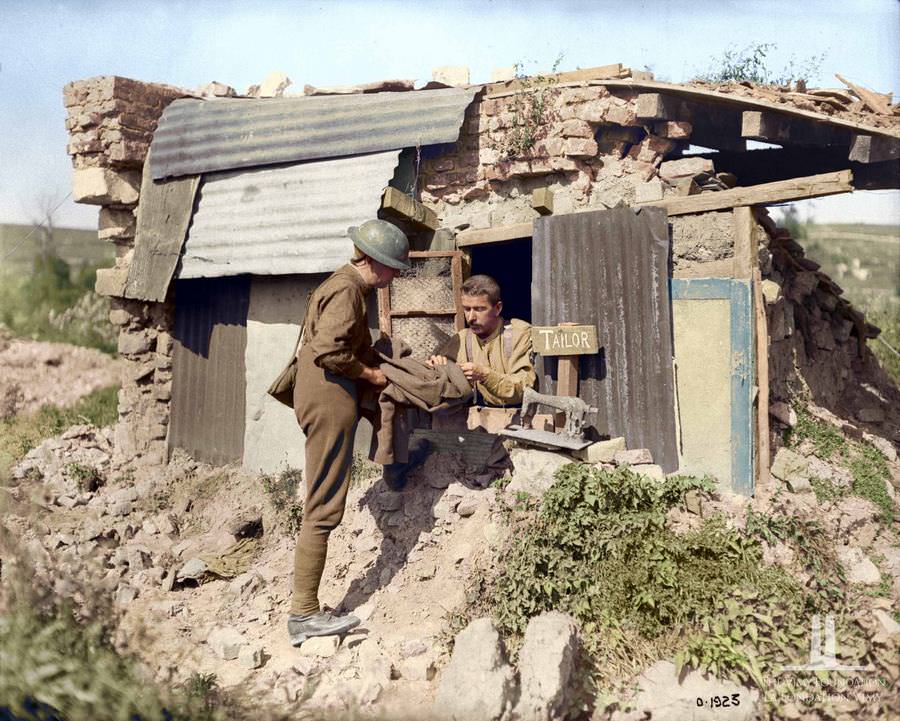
[308,286,366,379]
[480,322,537,405]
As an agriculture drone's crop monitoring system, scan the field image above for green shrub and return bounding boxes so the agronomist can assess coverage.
[261,468,304,534]
[696,42,825,86]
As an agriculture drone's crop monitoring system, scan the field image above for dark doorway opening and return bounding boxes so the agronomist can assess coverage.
[468,237,532,322]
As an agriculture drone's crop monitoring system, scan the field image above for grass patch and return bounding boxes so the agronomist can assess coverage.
[787,407,895,522]
[349,453,381,486]
[0,385,119,480]
[809,475,844,504]
[261,468,304,534]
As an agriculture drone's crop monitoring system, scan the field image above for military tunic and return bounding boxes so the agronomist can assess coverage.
[291,264,377,616]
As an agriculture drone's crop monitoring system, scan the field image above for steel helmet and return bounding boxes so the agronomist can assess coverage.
[348,219,411,271]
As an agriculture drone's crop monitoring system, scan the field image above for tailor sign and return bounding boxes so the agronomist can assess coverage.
[531,325,599,356]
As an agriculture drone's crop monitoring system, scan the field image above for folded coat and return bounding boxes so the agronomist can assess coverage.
[366,336,473,465]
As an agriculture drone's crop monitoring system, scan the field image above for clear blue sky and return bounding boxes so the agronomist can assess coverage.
[1,0,898,230]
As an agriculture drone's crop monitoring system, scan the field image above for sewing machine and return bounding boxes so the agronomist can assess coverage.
[500,387,598,451]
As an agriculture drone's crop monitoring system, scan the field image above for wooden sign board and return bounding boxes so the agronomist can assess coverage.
[531,325,599,356]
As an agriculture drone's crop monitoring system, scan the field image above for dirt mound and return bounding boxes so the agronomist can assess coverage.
[0,338,122,418]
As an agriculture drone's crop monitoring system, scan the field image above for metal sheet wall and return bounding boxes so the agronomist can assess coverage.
[179,151,401,279]
[169,276,250,465]
[150,87,479,180]
[531,206,679,472]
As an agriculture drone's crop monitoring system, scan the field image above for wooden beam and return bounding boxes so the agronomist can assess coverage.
[389,308,456,318]
[532,187,555,216]
[732,207,755,280]
[849,133,900,164]
[456,222,532,247]
[639,170,854,215]
[741,110,851,146]
[381,186,439,231]
[635,93,683,120]
[835,73,892,115]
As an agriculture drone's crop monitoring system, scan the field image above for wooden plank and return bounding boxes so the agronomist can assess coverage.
[532,187,554,215]
[531,325,599,356]
[556,357,579,397]
[124,151,200,302]
[409,250,458,258]
[381,186,439,231]
[456,222,532,247]
[639,170,854,215]
[488,77,900,140]
[672,258,736,279]
[835,74,892,115]
[485,63,625,96]
[377,286,392,336]
[389,308,456,318]
[849,133,900,164]
[753,268,771,491]
[451,254,465,330]
[732,207,754,280]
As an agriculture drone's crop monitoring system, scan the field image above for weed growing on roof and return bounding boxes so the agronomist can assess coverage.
[787,406,895,522]
[696,42,826,86]
[261,467,304,534]
[490,55,563,160]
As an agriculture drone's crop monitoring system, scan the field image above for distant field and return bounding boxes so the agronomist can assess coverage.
[0,223,111,273]
[802,223,899,306]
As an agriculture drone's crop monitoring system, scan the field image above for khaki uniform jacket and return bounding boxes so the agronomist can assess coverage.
[298,264,379,379]
[435,318,537,406]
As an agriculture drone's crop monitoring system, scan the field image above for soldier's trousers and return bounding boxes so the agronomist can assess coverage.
[290,360,360,616]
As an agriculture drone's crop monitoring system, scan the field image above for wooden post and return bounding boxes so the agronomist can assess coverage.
[557,357,579,397]
[732,206,754,280]
[754,267,770,491]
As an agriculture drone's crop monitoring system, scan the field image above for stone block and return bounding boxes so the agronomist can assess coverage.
[613,448,653,465]
[635,179,664,203]
[515,612,580,721]
[108,308,131,326]
[95,267,129,298]
[433,65,470,87]
[508,448,572,497]
[573,437,625,463]
[605,104,636,126]
[238,644,265,669]
[654,120,693,139]
[258,72,291,98]
[207,627,245,661]
[564,138,598,157]
[432,618,516,721]
[760,279,782,304]
[560,119,594,138]
[631,464,665,481]
[770,448,810,490]
[117,330,152,355]
[769,402,797,427]
[837,546,881,585]
[490,67,516,83]
[659,157,714,183]
[73,167,141,205]
[298,635,341,658]
[98,207,136,240]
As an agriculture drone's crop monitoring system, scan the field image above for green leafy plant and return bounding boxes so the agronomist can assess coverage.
[787,406,894,522]
[696,43,825,86]
[349,453,380,487]
[490,55,563,160]
[261,468,304,534]
[65,462,103,493]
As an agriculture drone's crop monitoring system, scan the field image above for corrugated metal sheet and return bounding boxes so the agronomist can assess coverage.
[169,276,250,465]
[532,206,679,472]
[150,87,479,180]
[178,151,401,279]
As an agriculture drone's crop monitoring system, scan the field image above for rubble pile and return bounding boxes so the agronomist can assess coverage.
[756,210,900,439]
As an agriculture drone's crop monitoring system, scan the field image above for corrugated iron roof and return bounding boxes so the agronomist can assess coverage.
[150,87,479,180]
[178,150,401,279]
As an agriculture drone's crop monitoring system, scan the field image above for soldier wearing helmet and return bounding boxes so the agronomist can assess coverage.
[287,219,409,647]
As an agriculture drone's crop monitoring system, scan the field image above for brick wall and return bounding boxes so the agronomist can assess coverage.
[64,76,190,465]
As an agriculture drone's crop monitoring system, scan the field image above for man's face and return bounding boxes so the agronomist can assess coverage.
[369,258,400,288]
[462,293,502,338]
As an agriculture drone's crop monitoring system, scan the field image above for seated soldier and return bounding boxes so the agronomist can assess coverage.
[427,274,536,407]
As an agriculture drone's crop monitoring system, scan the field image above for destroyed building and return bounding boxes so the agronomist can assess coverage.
[63,64,900,495]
